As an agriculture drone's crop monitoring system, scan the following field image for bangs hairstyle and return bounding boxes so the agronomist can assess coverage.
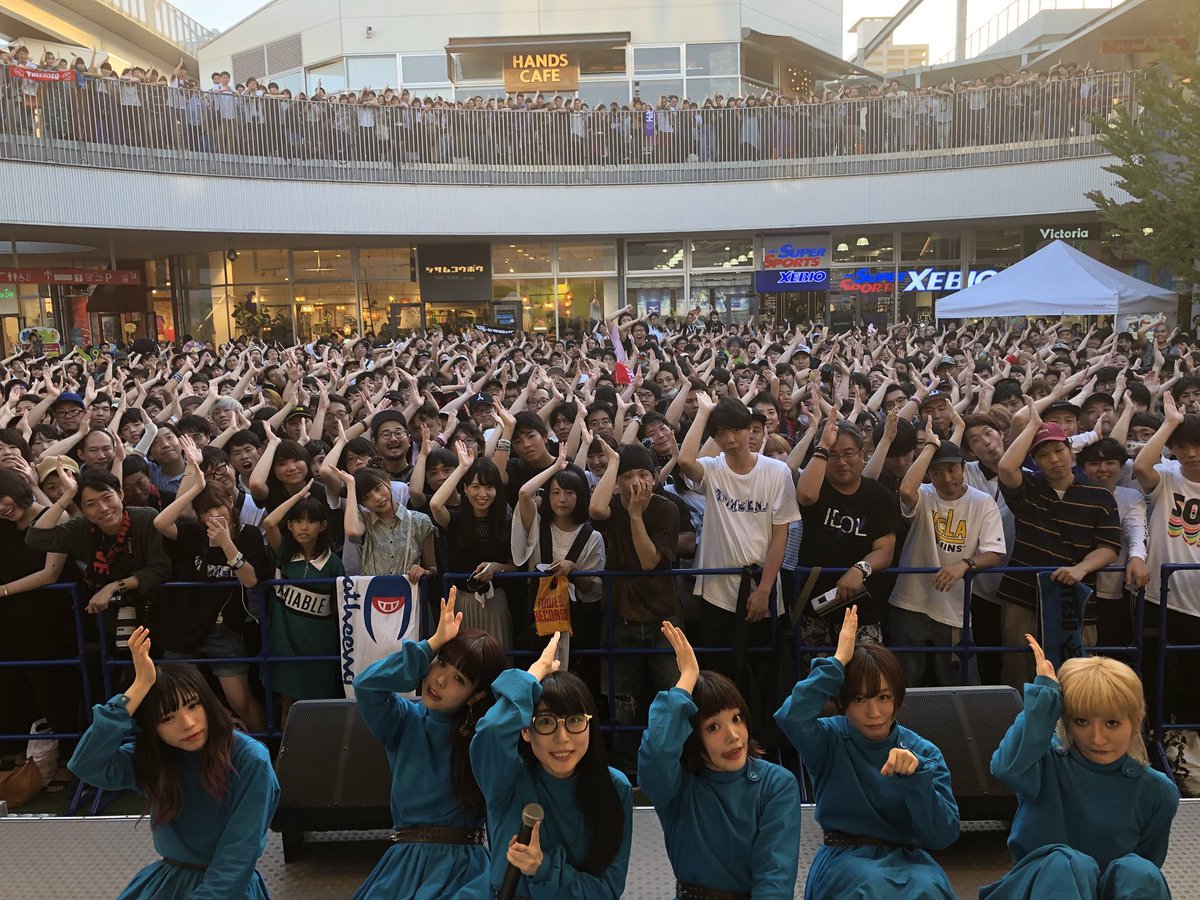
[538,466,591,525]
[1056,656,1148,766]
[838,644,907,714]
[433,629,505,815]
[191,482,237,521]
[353,466,392,500]
[1166,414,1200,449]
[283,497,331,557]
[518,671,624,875]
[456,458,508,531]
[682,671,763,775]
[268,439,313,488]
[132,662,236,827]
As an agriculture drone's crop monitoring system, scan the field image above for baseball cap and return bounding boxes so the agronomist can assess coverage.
[794,344,812,356]
[935,355,956,369]
[1044,401,1081,418]
[371,410,408,436]
[51,392,85,409]
[468,392,493,410]
[919,390,951,410]
[284,405,312,423]
[1081,392,1115,410]
[929,440,964,468]
[36,455,80,482]
[1031,422,1070,450]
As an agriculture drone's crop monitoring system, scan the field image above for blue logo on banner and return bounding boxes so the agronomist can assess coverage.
[755,269,830,292]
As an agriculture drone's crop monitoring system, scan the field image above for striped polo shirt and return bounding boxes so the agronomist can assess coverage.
[997,471,1121,612]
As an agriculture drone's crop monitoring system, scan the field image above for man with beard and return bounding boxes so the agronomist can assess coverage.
[371,410,413,482]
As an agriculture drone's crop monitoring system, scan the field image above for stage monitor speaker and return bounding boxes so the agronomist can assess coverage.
[896,684,1023,821]
[271,699,392,860]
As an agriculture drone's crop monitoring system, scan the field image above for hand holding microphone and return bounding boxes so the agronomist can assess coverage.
[498,803,545,899]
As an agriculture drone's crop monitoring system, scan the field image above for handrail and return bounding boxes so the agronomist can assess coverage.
[93,0,219,56]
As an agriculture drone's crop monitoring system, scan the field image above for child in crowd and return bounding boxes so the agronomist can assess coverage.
[352,589,504,899]
[775,605,960,898]
[639,621,801,897]
[68,627,279,898]
[980,637,1178,899]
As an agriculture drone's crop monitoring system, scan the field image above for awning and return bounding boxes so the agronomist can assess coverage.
[740,28,880,81]
[446,32,631,54]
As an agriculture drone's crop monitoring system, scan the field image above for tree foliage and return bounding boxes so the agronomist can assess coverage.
[1086,2,1200,284]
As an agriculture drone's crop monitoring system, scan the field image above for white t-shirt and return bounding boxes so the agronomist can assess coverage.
[891,483,1006,628]
[1146,466,1200,616]
[964,461,1015,604]
[692,454,802,613]
[1096,485,1148,599]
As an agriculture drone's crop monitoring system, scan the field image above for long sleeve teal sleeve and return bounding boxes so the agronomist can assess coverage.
[639,687,801,898]
[471,669,633,900]
[353,639,431,752]
[67,697,140,792]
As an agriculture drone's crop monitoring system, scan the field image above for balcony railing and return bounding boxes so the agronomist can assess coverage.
[0,69,1134,186]
[96,0,219,56]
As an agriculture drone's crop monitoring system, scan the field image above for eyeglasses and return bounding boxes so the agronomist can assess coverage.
[203,462,231,478]
[376,429,408,441]
[828,450,863,464]
[531,712,592,735]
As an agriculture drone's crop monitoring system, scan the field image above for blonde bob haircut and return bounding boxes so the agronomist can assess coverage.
[1055,655,1148,766]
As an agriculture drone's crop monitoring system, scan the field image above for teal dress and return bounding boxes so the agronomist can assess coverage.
[68,697,279,899]
[980,675,1178,900]
[638,687,802,898]
[268,547,344,699]
[470,669,634,899]
[774,657,959,899]
[351,640,490,900]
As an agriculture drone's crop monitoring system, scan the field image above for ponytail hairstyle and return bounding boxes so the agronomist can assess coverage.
[518,671,624,873]
[432,628,505,815]
[681,670,764,774]
[132,663,236,827]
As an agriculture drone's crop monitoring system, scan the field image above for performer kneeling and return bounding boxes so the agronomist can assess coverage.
[470,632,633,899]
[775,605,959,899]
[638,621,801,899]
[352,587,504,899]
[68,626,279,899]
[981,636,1179,900]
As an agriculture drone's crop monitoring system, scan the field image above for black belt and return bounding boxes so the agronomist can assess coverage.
[162,857,207,871]
[391,825,485,845]
[823,828,908,849]
[676,882,751,900]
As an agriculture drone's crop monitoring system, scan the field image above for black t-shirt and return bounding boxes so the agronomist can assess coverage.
[0,508,62,608]
[799,477,900,625]
[593,493,679,621]
[156,519,271,652]
[443,506,513,579]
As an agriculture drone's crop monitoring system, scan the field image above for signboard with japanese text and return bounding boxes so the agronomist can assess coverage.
[0,267,142,286]
[416,244,491,303]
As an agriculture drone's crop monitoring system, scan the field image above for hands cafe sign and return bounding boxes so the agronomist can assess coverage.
[504,52,580,92]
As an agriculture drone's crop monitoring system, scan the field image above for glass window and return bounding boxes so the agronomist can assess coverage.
[627,239,684,272]
[234,283,295,345]
[228,249,289,284]
[272,70,303,96]
[451,52,502,82]
[686,43,738,77]
[691,238,754,269]
[293,249,353,282]
[358,247,415,281]
[183,252,228,287]
[577,80,629,108]
[634,80,683,105]
[741,51,777,88]
[974,227,1023,264]
[360,281,420,337]
[901,230,962,261]
[493,277,557,332]
[306,60,346,96]
[577,45,627,76]
[151,297,176,343]
[627,276,685,320]
[403,55,449,84]
[295,281,358,342]
[492,243,553,275]
[832,232,896,264]
[346,56,399,93]
[684,77,740,102]
[559,276,616,323]
[691,273,756,324]
[633,46,681,76]
[557,242,617,273]
[143,259,171,285]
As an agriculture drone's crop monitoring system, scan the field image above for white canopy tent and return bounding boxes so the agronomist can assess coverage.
[934,239,1177,320]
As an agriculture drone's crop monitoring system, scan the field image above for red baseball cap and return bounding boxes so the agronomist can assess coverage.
[1032,422,1070,450]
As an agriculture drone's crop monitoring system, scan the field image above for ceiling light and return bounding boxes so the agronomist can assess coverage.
[856,237,870,247]
[836,243,849,252]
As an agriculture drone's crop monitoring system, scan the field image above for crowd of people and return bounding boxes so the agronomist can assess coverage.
[0,45,1130,166]
[1,304,1196,895]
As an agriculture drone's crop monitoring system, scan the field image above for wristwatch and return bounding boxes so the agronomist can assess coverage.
[964,557,978,571]
[853,560,872,578]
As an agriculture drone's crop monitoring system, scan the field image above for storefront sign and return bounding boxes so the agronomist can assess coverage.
[416,244,492,304]
[503,53,579,91]
[761,235,831,269]
[836,268,896,294]
[0,267,142,285]
[1036,226,1094,241]
[755,269,829,292]
[902,268,998,292]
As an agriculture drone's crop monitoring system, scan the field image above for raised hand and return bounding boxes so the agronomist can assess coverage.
[661,620,699,692]
[834,605,858,666]
[528,632,562,682]
[1026,634,1057,683]
[128,626,156,690]
[429,587,463,651]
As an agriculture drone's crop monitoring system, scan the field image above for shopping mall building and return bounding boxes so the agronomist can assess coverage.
[0,0,1182,351]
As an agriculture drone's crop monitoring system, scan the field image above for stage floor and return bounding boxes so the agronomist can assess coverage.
[3,803,1200,898]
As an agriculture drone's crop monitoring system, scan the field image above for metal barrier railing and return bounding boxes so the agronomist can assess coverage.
[0,69,1135,185]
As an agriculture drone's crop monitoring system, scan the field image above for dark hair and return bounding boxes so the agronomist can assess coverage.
[705,396,751,438]
[353,466,392,501]
[192,482,238,522]
[226,429,262,451]
[0,428,32,462]
[122,455,151,478]
[176,414,215,439]
[268,440,312,492]
[834,421,865,450]
[433,629,505,815]
[992,380,1025,406]
[1167,414,1200,449]
[681,670,763,775]
[282,497,332,556]
[0,469,34,508]
[1127,382,1152,408]
[1130,411,1163,433]
[538,465,591,525]
[1077,437,1128,466]
[1171,377,1200,404]
[132,662,236,827]
[838,644,907,714]
[518,672,624,873]
[78,467,122,497]
[456,458,507,531]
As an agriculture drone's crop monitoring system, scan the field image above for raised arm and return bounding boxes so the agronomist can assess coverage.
[153,450,205,541]
[428,441,474,529]
[262,479,313,552]
[998,399,1040,490]
[1133,391,1182,494]
[676,390,714,483]
[247,427,280,505]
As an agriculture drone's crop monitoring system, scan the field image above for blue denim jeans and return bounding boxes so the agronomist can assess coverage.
[612,616,682,777]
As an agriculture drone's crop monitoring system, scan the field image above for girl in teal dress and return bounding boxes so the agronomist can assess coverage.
[263,480,345,725]
[981,636,1178,900]
[351,588,504,900]
[68,626,279,899]
[774,605,960,899]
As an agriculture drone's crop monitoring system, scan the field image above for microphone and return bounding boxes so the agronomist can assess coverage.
[497,802,545,900]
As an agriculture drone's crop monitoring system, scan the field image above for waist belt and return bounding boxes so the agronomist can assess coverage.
[823,828,907,850]
[391,825,485,845]
[161,857,207,871]
[676,882,751,900]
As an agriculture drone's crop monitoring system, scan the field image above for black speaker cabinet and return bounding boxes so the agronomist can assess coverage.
[896,684,1023,821]
[271,699,393,860]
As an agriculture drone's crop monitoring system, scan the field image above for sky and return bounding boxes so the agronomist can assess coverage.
[173,0,1030,65]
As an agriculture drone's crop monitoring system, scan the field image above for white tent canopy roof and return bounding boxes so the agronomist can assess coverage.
[935,239,1176,320]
